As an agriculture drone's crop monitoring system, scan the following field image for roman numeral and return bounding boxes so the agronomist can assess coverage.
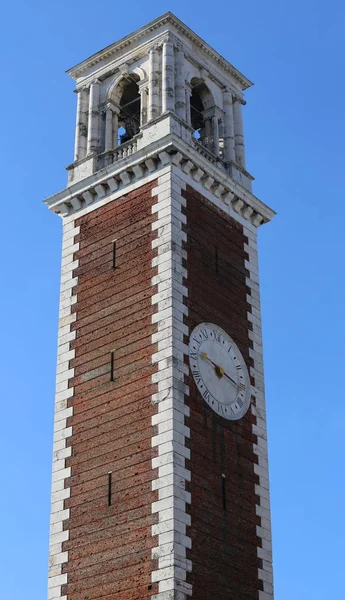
[213,330,221,343]
[216,402,224,415]
[192,369,202,384]
[202,389,211,402]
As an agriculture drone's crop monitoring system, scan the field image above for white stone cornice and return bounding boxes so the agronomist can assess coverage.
[44,129,275,228]
[67,12,252,91]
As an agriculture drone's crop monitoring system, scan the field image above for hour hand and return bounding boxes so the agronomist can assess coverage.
[201,351,219,369]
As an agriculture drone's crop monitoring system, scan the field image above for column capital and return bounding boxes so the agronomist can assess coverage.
[102,99,120,114]
[232,93,246,106]
[162,33,173,44]
[74,85,89,95]
[185,81,193,94]
[138,79,149,92]
[174,42,184,53]
[147,44,160,55]
[222,87,235,98]
[202,107,215,120]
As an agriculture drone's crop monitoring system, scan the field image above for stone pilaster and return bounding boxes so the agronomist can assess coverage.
[138,82,148,126]
[204,117,212,150]
[175,47,186,121]
[112,109,119,149]
[104,104,113,151]
[162,38,175,113]
[212,115,220,156]
[148,47,160,120]
[87,80,100,155]
[222,88,236,164]
[233,97,246,168]
[74,87,88,161]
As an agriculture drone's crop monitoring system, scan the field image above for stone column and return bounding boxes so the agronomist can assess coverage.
[175,47,186,120]
[74,87,88,161]
[162,38,175,113]
[112,110,119,148]
[104,105,113,151]
[87,80,100,155]
[148,47,160,120]
[212,115,220,156]
[204,118,212,149]
[222,88,236,164]
[233,97,246,168]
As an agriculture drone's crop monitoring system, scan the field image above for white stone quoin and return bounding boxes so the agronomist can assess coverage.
[151,169,192,597]
[45,12,276,600]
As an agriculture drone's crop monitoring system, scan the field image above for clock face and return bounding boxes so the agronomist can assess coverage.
[188,323,251,420]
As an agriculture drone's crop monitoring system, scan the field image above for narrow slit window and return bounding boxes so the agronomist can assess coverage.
[107,472,112,506]
[112,240,117,269]
[110,351,115,381]
[221,473,226,510]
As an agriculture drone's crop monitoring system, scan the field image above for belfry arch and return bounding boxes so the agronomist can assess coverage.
[113,74,141,145]
[103,74,142,151]
[190,78,221,156]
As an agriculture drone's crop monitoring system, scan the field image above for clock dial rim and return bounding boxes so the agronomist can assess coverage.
[188,322,251,421]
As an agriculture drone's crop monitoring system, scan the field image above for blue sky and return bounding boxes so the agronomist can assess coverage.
[0,1,344,598]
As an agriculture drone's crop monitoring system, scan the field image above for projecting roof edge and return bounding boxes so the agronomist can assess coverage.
[66,12,253,90]
[43,136,274,227]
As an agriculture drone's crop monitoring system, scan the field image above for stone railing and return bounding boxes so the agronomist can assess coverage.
[192,138,221,166]
[113,137,138,161]
[98,135,140,169]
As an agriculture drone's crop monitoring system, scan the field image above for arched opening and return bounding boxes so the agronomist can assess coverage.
[190,78,220,156]
[117,75,141,145]
[190,82,205,137]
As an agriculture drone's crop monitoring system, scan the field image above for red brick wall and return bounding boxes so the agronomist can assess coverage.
[61,182,159,600]
[183,185,262,599]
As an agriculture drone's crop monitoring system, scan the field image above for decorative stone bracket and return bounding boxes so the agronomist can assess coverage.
[45,143,275,227]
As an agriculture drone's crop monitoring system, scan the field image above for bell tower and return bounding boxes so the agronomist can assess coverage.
[46,13,275,600]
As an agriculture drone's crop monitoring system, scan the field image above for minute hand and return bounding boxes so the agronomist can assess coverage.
[222,370,239,387]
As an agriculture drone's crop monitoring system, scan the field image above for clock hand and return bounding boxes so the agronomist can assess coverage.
[201,352,238,387]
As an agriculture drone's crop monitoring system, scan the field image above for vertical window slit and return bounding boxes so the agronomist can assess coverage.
[222,473,226,510]
[110,351,115,381]
[112,239,117,269]
[107,472,112,506]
